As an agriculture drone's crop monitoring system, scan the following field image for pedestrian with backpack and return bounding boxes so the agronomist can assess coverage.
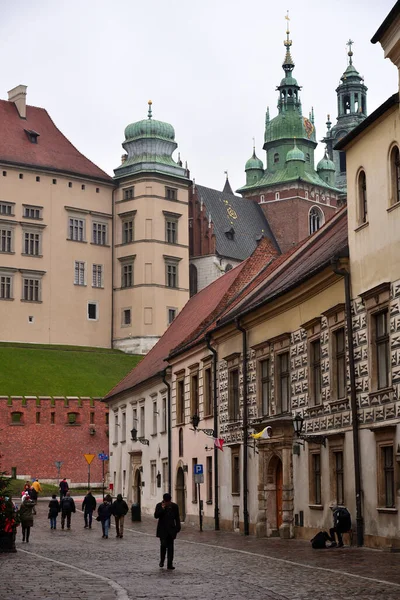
[48,494,60,530]
[111,494,129,538]
[60,491,76,530]
[329,505,351,547]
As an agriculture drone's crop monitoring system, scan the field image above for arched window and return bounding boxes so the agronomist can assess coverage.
[189,264,198,297]
[179,428,184,457]
[309,206,324,234]
[390,146,400,205]
[274,153,279,164]
[260,194,265,203]
[306,153,310,163]
[275,192,280,200]
[358,170,367,224]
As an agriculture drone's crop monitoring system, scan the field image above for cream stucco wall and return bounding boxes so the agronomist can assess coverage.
[0,165,114,347]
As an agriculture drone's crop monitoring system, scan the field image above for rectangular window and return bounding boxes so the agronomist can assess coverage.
[92,264,103,288]
[166,220,177,244]
[161,396,167,432]
[74,261,85,286]
[114,413,119,443]
[383,446,395,508]
[190,372,199,418]
[50,412,55,424]
[90,412,95,424]
[166,187,177,200]
[24,232,40,256]
[0,275,12,299]
[92,222,107,245]
[277,352,290,414]
[121,412,126,442]
[334,451,344,506]
[166,263,178,288]
[36,411,40,424]
[123,308,131,326]
[121,263,133,288]
[204,366,212,417]
[140,405,145,438]
[123,187,134,200]
[310,340,322,405]
[231,447,240,494]
[23,206,41,219]
[176,377,185,425]
[153,400,158,435]
[0,202,13,216]
[122,220,134,244]
[334,328,346,400]
[206,456,213,503]
[260,358,271,416]
[87,302,98,320]
[0,229,12,253]
[162,459,169,493]
[312,453,322,505]
[151,461,157,496]
[375,311,390,390]
[68,218,85,241]
[23,278,40,302]
[228,368,240,421]
[192,457,198,503]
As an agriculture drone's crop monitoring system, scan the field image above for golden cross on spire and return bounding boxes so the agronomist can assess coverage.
[284,10,292,47]
[346,39,354,65]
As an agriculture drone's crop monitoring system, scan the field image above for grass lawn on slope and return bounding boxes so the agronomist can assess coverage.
[0,343,142,397]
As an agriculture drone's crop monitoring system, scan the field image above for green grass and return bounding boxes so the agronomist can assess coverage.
[7,479,101,497]
[0,343,142,397]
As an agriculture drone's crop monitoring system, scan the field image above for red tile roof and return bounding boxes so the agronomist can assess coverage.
[0,99,113,183]
[104,261,247,400]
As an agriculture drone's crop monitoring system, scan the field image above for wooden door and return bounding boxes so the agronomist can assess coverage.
[276,460,283,528]
[176,467,186,521]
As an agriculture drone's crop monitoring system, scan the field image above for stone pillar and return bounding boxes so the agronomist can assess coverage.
[280,446,294,539]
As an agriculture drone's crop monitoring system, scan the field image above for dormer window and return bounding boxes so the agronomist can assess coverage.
[274,153,280,164]
[24,129,39,144]
[225,227,235,241]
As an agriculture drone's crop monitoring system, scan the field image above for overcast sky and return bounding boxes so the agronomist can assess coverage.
[0,1,397,192]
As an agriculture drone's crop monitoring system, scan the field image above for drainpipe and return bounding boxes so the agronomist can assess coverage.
[332,261,364,546]
[235,319,250,536]
[205,333,220,531]
[111,188,115,349]
[162,368,172,496]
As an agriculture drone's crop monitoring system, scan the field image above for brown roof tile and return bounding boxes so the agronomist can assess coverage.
[0,99,113,183]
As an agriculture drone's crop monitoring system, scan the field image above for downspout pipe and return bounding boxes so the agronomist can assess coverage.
[235,319,250,536]
[111,188,115,349]
[162,368,172,496]
[205,333,220,531]
[332,262,364,546]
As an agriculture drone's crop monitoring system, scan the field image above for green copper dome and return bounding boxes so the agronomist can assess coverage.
[317,152,335,171]
[124,101,175,142]
[286,141,305,162]
[245,150,264,171]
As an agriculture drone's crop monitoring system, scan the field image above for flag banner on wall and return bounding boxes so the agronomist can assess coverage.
[214,438,225,451]
[250,426,272,440]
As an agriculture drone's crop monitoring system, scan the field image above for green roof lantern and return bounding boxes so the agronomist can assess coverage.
[114,101,188,181]
[317,151,335,172]
[245,143,264,185]
[286,140,305,162]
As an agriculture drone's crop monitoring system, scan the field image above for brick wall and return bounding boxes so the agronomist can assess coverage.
[0,396,109,484]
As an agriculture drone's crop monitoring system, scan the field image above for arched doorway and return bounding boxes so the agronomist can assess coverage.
[176,467,186,521]
[134,469,141,507]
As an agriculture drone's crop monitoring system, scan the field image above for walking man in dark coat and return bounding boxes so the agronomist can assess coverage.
[60,491,76,530]
[82,491,97,529]
[154,493,181,570]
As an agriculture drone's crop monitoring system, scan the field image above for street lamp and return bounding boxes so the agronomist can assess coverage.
[292,413,326,446]
[131,428,137,441]
[293,414,304,437]
[192,414,200,429]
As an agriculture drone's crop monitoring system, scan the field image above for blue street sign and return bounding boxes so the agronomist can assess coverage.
[98,453,109,461]
[194,464,203,475]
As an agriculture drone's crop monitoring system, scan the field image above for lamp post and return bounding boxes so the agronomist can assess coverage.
[292,414,326,446]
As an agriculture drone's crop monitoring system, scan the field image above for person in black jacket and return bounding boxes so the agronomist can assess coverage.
[154,493,181,570]
[329,506,351,547]
[82,491,97,529]
[60,491,76,530]
[48,494,60,529]
[97,494,113,539]
[111,494,129,538]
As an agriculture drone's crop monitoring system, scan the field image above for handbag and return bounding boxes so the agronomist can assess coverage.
[96,515,101,521]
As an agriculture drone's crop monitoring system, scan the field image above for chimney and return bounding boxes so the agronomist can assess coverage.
[8,84,27,119]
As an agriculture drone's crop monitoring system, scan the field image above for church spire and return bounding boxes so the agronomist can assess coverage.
[282,11,294,75]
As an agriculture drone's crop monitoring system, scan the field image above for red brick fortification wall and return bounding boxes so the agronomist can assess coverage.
[0,396,109,484]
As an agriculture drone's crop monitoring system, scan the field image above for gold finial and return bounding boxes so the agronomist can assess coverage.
[346,39,354,65]
[284,10,292,48]
[147,100,152,119]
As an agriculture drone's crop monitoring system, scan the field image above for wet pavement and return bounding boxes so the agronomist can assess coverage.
[1,498,400,599]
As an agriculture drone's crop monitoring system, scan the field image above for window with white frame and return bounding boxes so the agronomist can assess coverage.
[152,400,158,435]
[168,308,177,324]
[163,211,181,244]
[121,262,133,288]
[151,461,157,496]
[23,205,42,219]
[309,206,323,235]
[164,256,180,288]
[92,264,103,288]
[22,275,42,302]
[68,217,85,241]
[139,405,145,438]
[122,218,134,244]
[0,271,13,300]
[23,231,41,256]
[0,227,13,253]
[122,308,131,326]
[121,411,126,442]
[357,170,368,225]
[74,261,85,286]
[114,412,119,443]
[123,187,134,200]
[161,396,167,432]
[162,459,168,493]
[87,302,98,321]
[92,222,107,245]
[0,202,14,216]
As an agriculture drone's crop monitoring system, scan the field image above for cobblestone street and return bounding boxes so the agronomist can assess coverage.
[1,499,400,600]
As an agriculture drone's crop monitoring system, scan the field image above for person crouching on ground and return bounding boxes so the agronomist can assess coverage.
[111,494,129,538]
[98,494,113,539]
[82,490,97,529]
[48,494,60,530]
[60,491,76,530]
[154,493,181,570]
[19,492,35,543]
[329,505,351,547]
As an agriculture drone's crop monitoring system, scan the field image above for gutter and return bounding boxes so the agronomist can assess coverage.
[331,260,364,547]
[162,368,172,496]
[205,333,220,531]
[235,319,250,536]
